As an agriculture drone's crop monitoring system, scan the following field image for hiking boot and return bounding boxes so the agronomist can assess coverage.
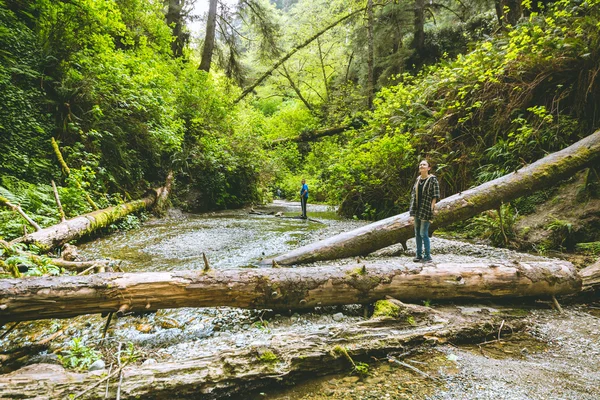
[413,256,423,262]
[422,256,433,263]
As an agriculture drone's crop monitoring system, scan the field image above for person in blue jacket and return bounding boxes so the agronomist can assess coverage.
[300,178,309,219]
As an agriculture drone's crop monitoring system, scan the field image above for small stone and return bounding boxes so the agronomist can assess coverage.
[332,312,344,322]
[142,358,157,366]
[88,359,105,371]
[136,323,153,333]
[159,317,180,329]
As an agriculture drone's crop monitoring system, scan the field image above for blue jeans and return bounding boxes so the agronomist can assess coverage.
[414,218,431,259]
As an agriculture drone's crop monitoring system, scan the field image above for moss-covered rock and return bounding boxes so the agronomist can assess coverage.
[372,300,401,318]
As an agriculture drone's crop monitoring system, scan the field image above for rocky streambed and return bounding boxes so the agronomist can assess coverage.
[0,201,598,399]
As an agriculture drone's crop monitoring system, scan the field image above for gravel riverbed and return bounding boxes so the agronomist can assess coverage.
[1,201,598,399]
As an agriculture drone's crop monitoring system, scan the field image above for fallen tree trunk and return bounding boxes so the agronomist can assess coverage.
[580,259,600,291]
[10,189,162,251]
[0,260,580,323]
[271,125,353,145]
[272,129,600,265]
[0,310,525,399]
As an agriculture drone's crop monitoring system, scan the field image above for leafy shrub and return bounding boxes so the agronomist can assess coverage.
[58,338,101,370]
[465,203,519,247]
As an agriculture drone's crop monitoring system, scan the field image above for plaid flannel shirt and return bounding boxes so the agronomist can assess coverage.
[409,175,440,222]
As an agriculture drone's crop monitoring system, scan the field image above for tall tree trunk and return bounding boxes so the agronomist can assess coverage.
[0,260,580,323]
[366,0,375,109]
[165,0,188,58]
[412,0,426,53]
[506,0,523,25]
[272,130,600,265]
[199,0,218,72]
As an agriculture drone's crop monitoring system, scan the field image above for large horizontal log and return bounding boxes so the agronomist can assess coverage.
[0,260,580,323]
[271,125,352,145]
[0,311,525,399]
[272,129,600,265]
[10,190,161,251]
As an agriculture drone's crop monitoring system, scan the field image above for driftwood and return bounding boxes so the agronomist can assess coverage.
[0,260,580,323]
[50,180,66,223]
[272,129,600,265]
[580,259,600,291]
[0,310,525,399]
[9,189,162,251]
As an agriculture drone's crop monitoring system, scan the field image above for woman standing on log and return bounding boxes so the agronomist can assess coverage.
[409,159,440,262]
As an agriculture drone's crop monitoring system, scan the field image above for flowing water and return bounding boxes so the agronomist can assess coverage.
[78,200,364,271]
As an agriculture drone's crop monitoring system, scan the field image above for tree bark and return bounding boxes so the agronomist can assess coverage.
[0,312,524,399]
[199,0,218,72]
[412,0,426,53]
[165,0,189,58]
[0,260,580,323]
[10,190,161,251]
[270,125,353,145]
[366,0,375,109]
[272,130,600,265]
[580,259,600,291]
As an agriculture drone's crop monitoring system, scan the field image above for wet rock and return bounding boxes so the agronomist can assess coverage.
[129,328,184,348]
[142,358,157,366]
[61,244,78,261]
[136,323,153,333]
[25,353,61,366]
[332,312,344,322]
[88,359,105,371]
[159,317,180,329]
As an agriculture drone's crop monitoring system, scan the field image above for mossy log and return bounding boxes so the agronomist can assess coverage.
[272,129,600,265]
[9,190,160,251]
[270,125,353,145]
[0,260,580,323]
[0,311,525,399]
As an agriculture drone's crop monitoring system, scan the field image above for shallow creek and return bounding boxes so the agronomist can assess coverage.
[1,201,599,399]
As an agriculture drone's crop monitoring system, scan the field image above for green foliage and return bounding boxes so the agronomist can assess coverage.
[253,320,271,333]
[545,216,573,248]
[353,362,370,377]
[120,342,141,364]
[257,350,279,363]
[575,242,600,255]
[58,338,101,370]
[465,203,518,247]
[372,300,401,318]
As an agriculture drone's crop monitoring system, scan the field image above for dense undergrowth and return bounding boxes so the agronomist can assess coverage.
[0,0,271,240]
